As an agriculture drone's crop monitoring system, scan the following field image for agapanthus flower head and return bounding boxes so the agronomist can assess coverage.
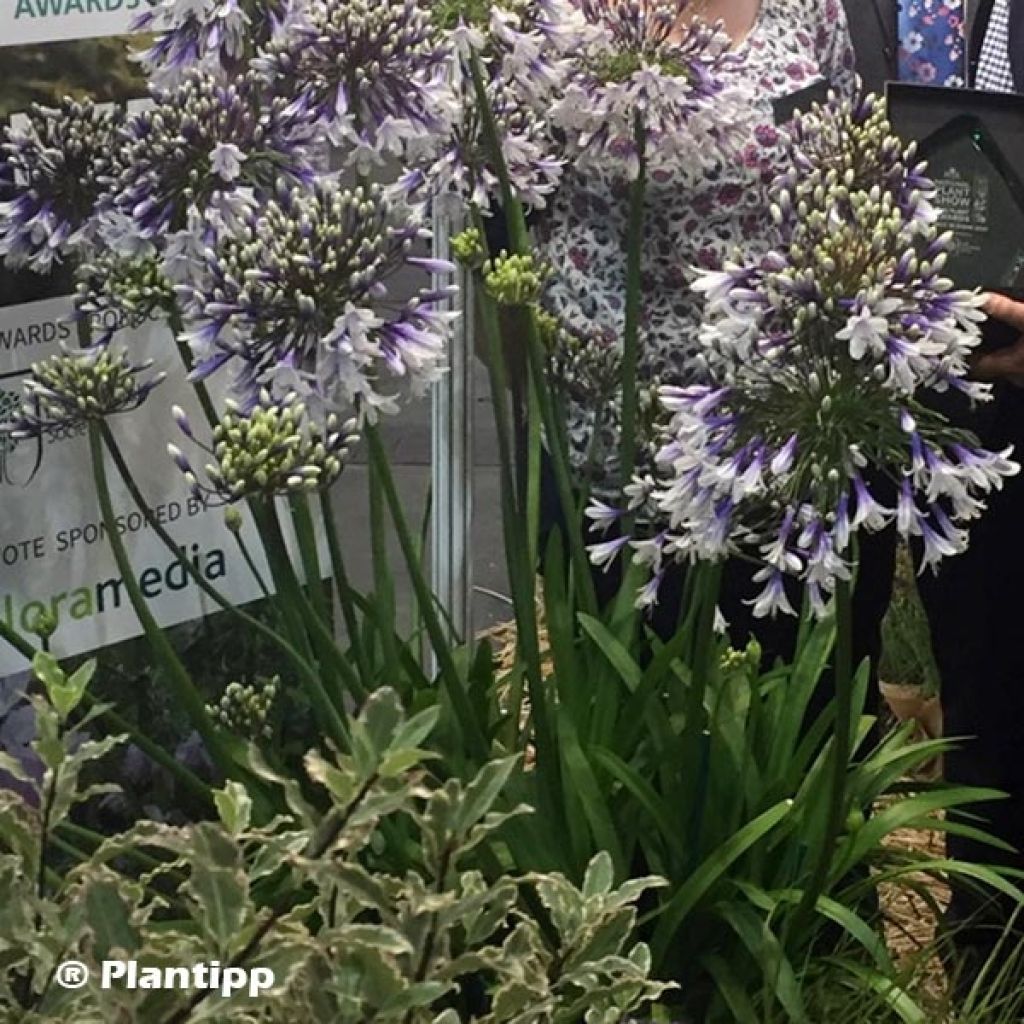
[483,250,550,305]
[110,67,317,239]
[550,0,739,178]
[206,676,279,740]
[252,0,451,166]
[543,312,622,402]
[609,93,1019,617]
[134,0,295,87]
[74,252,178,344]
[168,390,358,503]
[401,69,564,211]
[0,98,122,272]
[400,1,583,210]
[177,178,455,415]
[10,346,165,439]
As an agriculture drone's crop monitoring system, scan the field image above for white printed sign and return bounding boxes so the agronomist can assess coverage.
[0,296,309,675]
[0,0,148,48]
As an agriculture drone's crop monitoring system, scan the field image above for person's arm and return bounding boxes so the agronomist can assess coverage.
[815,0,859,98]
[971,293,1024,387]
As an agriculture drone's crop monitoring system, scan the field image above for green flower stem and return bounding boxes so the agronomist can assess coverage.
[619,116,648,496]
[684,561,724,869]
[368,456,402,684]
[288,492,331,625]
[168,306,219,431]
[0,612,36,662]
[318,491,373,695]
[251,501,352,749]
[365,425,487,761]
[469,265,555,771]
[525,373,542,572]
[265,500,363,706]
[87,422,234,776]
[230,530,273,599]
[791,571,855,934]
[468,56,597,616]
[99,424,337,707]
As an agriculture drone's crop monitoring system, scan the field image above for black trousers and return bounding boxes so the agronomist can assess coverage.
[913,384,1024,947]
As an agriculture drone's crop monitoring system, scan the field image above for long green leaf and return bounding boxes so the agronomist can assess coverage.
[717,900,809,1024]
[701,953,761,1024]
[651,800,793,966]
[591,746,684,862]
[579,614,643,693]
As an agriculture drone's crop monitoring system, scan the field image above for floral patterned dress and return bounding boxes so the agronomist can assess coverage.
[898,0,967,87]
[539,0,857,492]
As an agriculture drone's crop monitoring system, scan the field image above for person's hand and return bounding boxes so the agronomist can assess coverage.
[971,293,1024,388]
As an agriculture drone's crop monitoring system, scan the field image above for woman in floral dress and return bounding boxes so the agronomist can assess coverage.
[536,0,897,675]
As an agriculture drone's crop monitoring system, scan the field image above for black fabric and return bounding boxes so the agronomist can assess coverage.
[912,384,1024,953]
[845,0,899,95]
[1010,0,1024,91]
[970,0,999,85]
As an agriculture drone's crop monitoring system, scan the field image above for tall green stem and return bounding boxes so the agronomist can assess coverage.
[318,490,374,689]
[365,425,487,760]
[791,573,854,931]
[99,425,335,707]
[683,560,723,868]
[368,456,402,684]
[86,423,233,776]
[252,502,352,750]
[288,492,330,624]
[467,53,596,616]
[619,117,648,494]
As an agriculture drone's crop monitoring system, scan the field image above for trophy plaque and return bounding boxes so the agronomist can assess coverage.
[887,83,1024,351]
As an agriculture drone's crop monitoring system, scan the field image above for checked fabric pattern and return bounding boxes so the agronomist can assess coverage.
[975,0,1017,91]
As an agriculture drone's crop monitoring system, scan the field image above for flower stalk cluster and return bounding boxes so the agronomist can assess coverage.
[111,68,317,240]
[605,94,1019,616]
[169,391,359,504]
[206,676,279,740]
[178,179,455,413]
[0,98,122,272]
[551,0,739,178]
[253,0,450,165]
[134,0,294,86]
[10,348,165,439]
[483,251,550,306]
[74,253,178,341]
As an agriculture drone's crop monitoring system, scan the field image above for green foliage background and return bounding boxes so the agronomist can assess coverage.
[0,36,145,117]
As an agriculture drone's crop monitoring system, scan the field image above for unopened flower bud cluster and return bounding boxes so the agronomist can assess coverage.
[483,251,550,305]
[169,391,358,504]
[207,676,279,741]
[12,348,165,439]
[74,254,177,342]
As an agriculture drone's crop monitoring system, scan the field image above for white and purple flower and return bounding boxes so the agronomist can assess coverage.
[252,0,452,167]
[110,68,317,241]
[176,178,455,415]
[604,93,1019,616]
[0,98,123,272]
[550,0,740,179]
